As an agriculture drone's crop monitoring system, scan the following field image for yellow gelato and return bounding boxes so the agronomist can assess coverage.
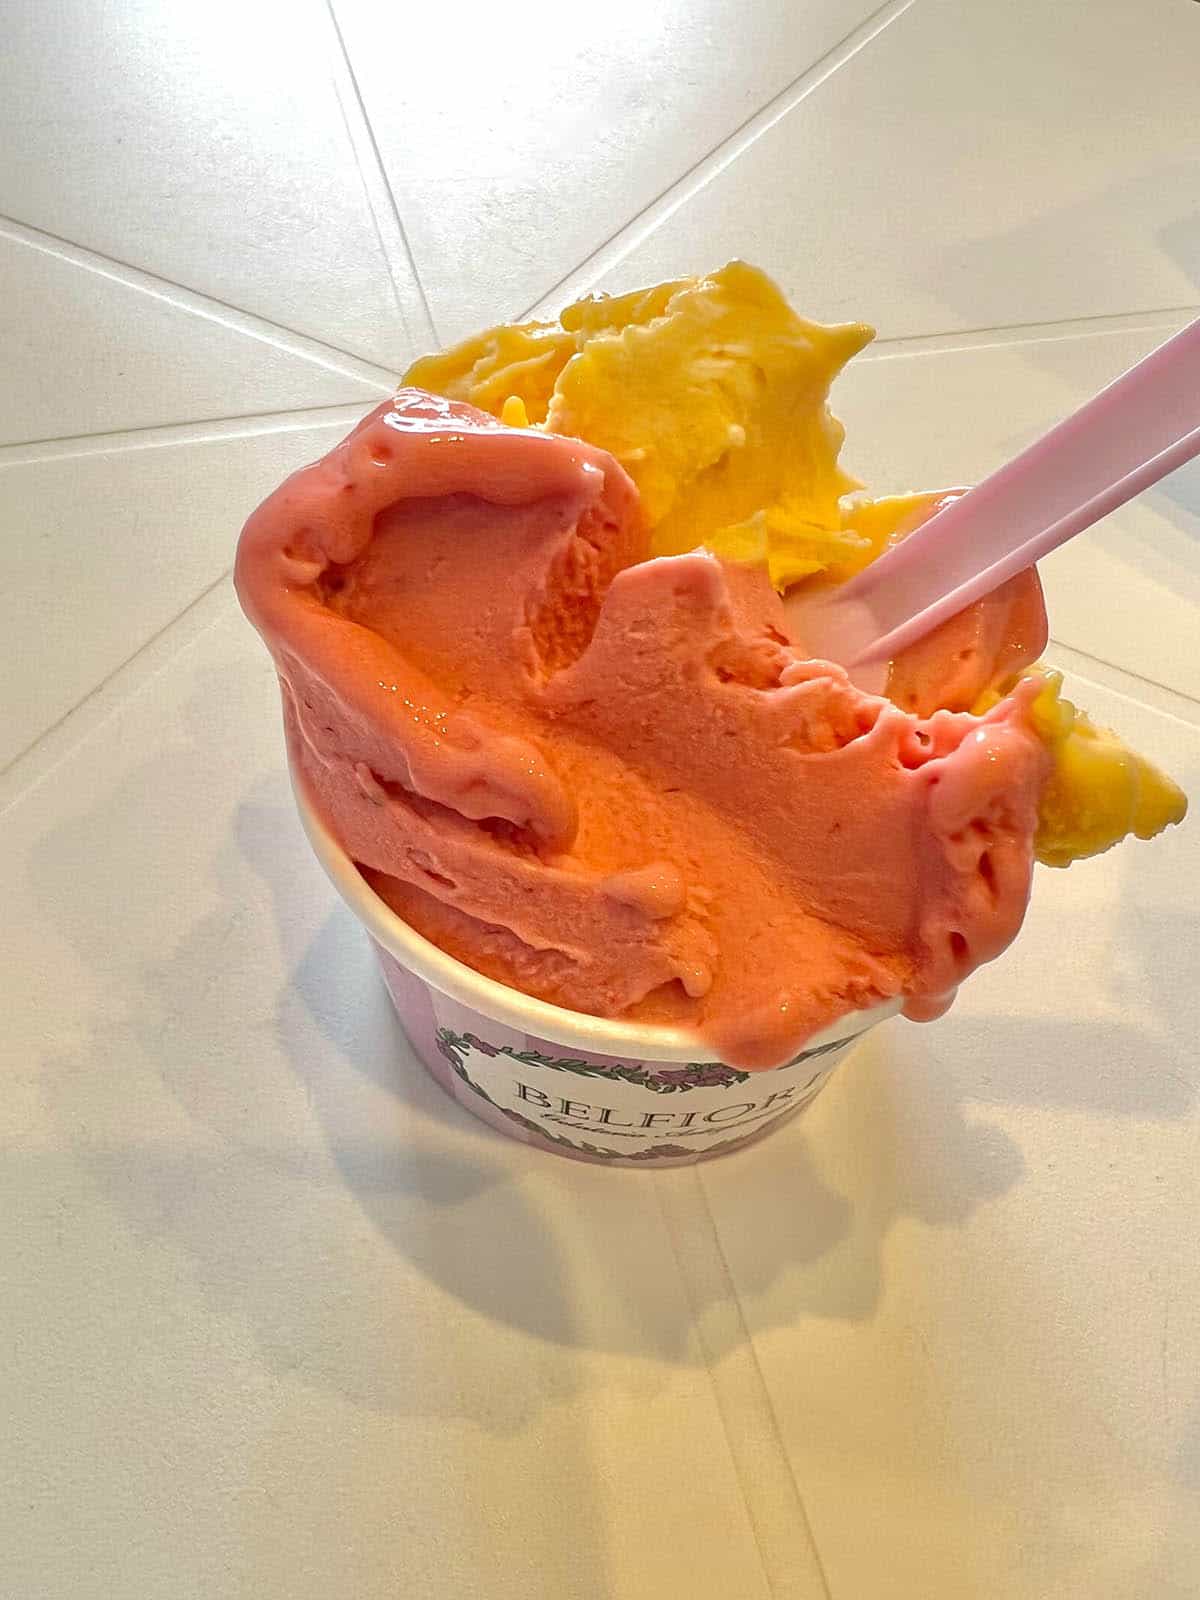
[404,262,1186,867]
[975,671,1187,866]
[406,261,870,589]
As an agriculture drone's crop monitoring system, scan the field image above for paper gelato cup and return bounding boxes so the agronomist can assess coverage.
[294,780,899,1167]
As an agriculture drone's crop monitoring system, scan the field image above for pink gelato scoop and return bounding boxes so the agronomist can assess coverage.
[236,391,1051,1068]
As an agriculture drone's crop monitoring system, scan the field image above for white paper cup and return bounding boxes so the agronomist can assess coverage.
[294,780,899,1167]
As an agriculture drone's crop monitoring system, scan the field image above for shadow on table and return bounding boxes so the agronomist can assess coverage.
[238,758,1196,1344]
[29,686,631,1594]
[31,648,1196,1411]
[927,159,1200,358]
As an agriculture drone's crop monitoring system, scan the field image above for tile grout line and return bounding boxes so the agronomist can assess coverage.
[13,605,1191,826]
[519,0,918,321]
[1046,639,1200,727]
[321,0,439,352]
[0,213,400,390]
[1,304,1191,464]
[0,402,378,467]
[862,305,1200,361]
[0,573,237,816]
[655,1169,834,1600]
[2,309,1190,463]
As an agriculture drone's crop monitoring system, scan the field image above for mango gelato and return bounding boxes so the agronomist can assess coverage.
[408,261,1186,867]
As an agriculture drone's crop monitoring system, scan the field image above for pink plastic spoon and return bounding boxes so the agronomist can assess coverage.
[786,315,1200,691]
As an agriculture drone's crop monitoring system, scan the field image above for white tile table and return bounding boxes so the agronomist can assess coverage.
[3,2,1197,1594]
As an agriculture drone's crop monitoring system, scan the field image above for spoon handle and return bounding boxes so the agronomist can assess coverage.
[835,314,1200,669]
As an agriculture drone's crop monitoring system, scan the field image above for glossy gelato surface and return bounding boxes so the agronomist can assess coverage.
[237,392,1053,1066]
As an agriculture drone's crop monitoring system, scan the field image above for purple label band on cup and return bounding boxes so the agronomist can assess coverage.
[375,944,879,1168]
[292,773,899,1168]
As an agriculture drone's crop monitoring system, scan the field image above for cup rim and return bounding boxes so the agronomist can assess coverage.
[292,772,901,1064]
